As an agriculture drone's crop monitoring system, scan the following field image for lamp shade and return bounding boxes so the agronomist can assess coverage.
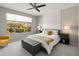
[64,25,70,33]
[64,26,70,30]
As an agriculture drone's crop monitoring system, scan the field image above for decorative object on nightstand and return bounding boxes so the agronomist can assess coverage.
[59,33,70,45]
[37,26,42,33]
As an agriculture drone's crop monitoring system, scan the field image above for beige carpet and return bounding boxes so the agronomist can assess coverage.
[0,40,78,56]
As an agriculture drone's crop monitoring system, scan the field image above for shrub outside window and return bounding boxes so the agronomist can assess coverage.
[6,13,32,33]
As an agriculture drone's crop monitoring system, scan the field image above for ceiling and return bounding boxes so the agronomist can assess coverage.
[0,3,78,16]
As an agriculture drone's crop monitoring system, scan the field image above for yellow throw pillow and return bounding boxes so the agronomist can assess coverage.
[47,31,53,35]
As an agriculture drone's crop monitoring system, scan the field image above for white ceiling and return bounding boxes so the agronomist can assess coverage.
[0,3,78,16]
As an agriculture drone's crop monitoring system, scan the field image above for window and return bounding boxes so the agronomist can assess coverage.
[6,13,32,33]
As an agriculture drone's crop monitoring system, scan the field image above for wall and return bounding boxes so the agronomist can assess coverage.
[0,7,7,34]
[78,7,79,48]
[38,11,61,29]
[0,7,38,42]
[61,6,78,46]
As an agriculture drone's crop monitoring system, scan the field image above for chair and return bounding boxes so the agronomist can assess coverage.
[0,36,9,47]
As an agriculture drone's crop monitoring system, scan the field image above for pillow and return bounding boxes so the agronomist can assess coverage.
[52,30,58,35]
[42,29,58,35]
[42,29,46,34]
[47,31,53,35]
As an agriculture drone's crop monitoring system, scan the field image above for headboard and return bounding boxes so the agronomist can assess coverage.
[42,28,61,35]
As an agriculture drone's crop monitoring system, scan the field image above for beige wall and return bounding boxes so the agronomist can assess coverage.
[61,6,78,46]
[78,7,79,48]
[38,6,78,46]
[38,11,61,29]
[0,7,38,42]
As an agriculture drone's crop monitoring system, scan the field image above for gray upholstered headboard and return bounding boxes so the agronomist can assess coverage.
[42,28,61,35]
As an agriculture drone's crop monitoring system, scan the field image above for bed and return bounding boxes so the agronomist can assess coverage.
[25,29,61,54]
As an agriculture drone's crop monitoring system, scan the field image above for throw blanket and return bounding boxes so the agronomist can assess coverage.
[42,36,54,45]
[26,34,60,54]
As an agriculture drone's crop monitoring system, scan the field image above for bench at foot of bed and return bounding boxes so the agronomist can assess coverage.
[21,39,45,56]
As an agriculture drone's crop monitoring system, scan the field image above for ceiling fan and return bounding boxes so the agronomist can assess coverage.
[27,3,46,12]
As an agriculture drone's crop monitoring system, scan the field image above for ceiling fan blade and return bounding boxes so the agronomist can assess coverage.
[29,3,40,12]
[27,8,34,10]
[29,3,34,7]
[35,8,40,12]
[34,3,37,6]
[37,4,46,8]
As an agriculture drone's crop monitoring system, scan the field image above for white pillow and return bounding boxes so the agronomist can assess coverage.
[42,29,46,34]
[52,30,58,35]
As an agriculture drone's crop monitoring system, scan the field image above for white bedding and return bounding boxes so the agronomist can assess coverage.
[26,33,60,54]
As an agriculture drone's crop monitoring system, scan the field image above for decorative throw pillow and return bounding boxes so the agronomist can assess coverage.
[42,29,58,35]
[47,31,53,35]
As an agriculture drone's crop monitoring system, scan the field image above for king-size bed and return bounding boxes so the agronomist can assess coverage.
[22,29,61,55]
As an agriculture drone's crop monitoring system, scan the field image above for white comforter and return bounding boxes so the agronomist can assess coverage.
[26,33,60,54]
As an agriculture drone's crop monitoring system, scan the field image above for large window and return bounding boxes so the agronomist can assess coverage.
[6,13,32,33]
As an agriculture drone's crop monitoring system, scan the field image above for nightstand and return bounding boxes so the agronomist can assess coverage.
[59,33,70,45]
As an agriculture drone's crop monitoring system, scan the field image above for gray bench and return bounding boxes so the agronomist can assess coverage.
[21,38,43,56]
